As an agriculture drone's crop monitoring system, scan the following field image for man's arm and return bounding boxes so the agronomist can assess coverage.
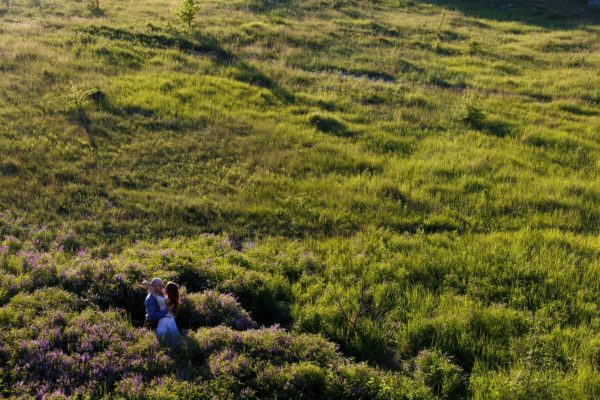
[145,296,167,320]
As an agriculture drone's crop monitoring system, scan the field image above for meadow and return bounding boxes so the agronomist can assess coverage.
[1,0,600,398]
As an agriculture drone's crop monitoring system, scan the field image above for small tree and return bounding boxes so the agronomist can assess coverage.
[456,92,485,129]
[178,0,201,34]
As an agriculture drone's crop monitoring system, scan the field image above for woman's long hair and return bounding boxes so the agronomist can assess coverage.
[165,281,180,315]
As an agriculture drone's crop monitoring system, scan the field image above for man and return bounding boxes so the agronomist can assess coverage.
[142,278,167,331]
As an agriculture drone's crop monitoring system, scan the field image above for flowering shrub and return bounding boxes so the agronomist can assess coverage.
[0,289,171,398]
[115,325,426,399]
[182,326,425,399]
[177,290,254,331]
[7,309,172,396]
[0,221,470,399]
[113,375,212,400]
[122,241,293,326]
[0,226,292,326]
[188,325,339,365]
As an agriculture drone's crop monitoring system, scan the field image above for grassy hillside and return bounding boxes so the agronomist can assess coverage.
[1,0,600,398]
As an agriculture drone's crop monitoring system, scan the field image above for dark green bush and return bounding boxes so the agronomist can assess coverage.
[414,350,466,399]
[456,93,485,129]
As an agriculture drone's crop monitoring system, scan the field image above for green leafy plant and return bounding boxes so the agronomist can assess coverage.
[58,81,97,114]
[414,350,466,399]
[456,92,485,129]
[56,81,99,137]
[178,0,201,33]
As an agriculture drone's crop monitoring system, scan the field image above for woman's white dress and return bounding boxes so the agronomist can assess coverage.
[154,293,180,337]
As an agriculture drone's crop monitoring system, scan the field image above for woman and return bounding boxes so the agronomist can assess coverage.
[155,281,181,338]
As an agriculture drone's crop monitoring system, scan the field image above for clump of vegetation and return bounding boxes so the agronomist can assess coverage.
[177,290,254,330]
[1,289,171,398]
[413,350,466,399]
[466,38,482,55]
[56,81,99,133]
[455,91,485,129]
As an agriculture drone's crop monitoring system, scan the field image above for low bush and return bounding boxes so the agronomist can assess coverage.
[413,349,466,399]
[256,362,327,399]
[0,287,79,327]
[0,231,293,327]
[177,290,254,330]
[457,94,485,129]
[1,300,171,398]
[183,326,425,399]
[187,325,339,366]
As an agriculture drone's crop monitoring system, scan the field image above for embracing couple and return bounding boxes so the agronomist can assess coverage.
[142,278,180,338]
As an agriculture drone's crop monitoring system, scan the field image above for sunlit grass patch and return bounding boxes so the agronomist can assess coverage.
[2,0,600,397]
[108,72,281,121]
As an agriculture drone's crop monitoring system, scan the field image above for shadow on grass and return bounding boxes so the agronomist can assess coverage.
[308,112,354,138]
[77,24,234,60]
[247,0,297,13]
[479,119,512,138]
[89,6,105,18]
[419,0,600,29]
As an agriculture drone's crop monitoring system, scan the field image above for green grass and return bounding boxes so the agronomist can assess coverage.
[1,0,600,398]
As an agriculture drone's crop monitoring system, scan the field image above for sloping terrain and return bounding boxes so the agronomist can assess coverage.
[1,0,600,398]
